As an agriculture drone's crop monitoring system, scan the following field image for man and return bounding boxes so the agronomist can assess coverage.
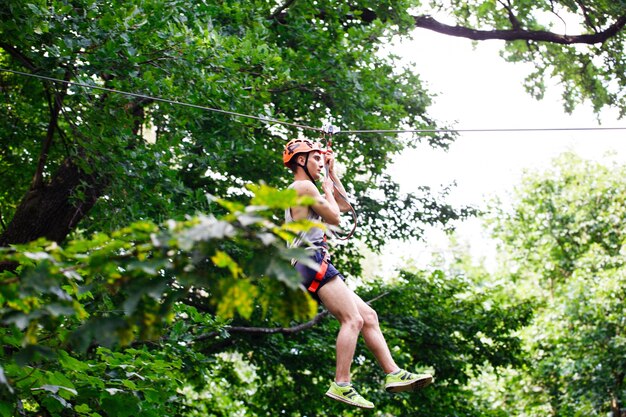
[282,138,433,409]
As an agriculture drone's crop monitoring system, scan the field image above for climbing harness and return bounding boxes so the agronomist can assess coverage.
[307,242,330,293]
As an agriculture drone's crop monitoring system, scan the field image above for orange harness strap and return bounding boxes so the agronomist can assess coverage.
[308,250,329,293]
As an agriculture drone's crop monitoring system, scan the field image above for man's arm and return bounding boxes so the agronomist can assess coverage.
[293,180,341,225]
[325,151,352,213]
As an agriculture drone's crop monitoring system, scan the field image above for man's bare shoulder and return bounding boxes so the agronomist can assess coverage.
[292,180,319,196]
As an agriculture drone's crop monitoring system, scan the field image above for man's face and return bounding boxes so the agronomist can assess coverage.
[299,151,325,180]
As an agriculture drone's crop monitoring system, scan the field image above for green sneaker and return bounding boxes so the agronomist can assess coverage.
[384,369,433,393]
[325,382,374,409]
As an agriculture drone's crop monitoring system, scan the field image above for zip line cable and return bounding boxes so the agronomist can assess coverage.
[3,67,626,136]
[0,68,320,133]
[345,127,626,134]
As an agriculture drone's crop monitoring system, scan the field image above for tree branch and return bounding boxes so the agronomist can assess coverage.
[0,43,72,190]
[268,6,625,46]
[228,309,330,335]
[0,43,37,71]
[269,0,297,20]
[497,0,522,30]
[412,14,626,45]
[201,290,391,339]
[31,71,70,190]
[547,0,569,35]
[573,0,598,33]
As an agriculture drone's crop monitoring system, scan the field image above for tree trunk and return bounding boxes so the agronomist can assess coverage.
[610,386,624,417]
[0,92,144,274]
[0,157,104,248]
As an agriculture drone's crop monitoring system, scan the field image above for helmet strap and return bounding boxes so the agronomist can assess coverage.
[297,153,317,183]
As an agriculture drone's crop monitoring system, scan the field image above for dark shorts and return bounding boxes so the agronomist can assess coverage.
[295,247,345,302]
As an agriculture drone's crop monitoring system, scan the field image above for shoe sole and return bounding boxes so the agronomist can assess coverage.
[385,375,433,393]
[325,391,374,409]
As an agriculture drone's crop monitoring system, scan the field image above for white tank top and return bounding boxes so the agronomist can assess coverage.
[284,183,326,247]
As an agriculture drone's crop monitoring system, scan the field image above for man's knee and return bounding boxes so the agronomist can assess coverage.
[361,306,379,327]
[342,313,364,331]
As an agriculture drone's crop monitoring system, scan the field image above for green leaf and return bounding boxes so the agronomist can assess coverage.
[14,345,56,366]
[216,279,258,319]
[265,257,301,289]
[33,384,78,396]
[101,393,140,417]
[41,394,69,413]
[211,250,242,278]
[74,403,92,414]
[58,350,90,372]
[0,401,13,417]
[248,184,299,209]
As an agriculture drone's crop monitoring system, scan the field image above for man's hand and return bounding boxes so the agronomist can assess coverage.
[324,150,335,174]
[322,176,334,197]
[323,149,351,213]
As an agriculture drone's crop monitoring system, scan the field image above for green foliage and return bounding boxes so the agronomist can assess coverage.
[0,0,460,250]
[424,1,626,116]
[0,185,317,416]
[0,181,532,416]
[3,1,624,415]
[485,153,626,416]
[217,268,532,416]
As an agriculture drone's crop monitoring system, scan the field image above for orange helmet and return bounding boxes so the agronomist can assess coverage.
[282,139,325,166]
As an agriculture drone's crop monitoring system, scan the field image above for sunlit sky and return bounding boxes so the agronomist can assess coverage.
[375,28,626,274]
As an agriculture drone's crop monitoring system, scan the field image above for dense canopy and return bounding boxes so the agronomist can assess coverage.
[1,1,625,416]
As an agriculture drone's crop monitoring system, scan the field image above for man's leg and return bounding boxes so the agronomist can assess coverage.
[351,292,434,393]
[317,276,364,383]
[350,292,398,374]
[318,277,432,396]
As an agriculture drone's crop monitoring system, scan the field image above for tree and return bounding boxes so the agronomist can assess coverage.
[487,153,626,416]
[368,1,626,115]
[2,1,626,415]
[2,1,625,258]
[0,187,320,416]
[0,186,533,416]
[0,0,464,258]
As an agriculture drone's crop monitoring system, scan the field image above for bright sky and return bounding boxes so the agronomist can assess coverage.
[375,29,626,275]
